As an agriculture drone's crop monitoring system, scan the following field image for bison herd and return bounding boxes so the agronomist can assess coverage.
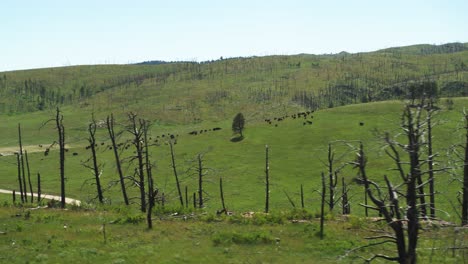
[264,110,315,127]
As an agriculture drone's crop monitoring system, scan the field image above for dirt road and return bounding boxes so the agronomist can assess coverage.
[0,189,81,205]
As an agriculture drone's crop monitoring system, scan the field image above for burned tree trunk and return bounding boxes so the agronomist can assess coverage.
[327,143,337,211]
[127,113,146,212]
[56,107,66,209]
[197,154,204,208]
[170,140,183,207]
[25,151,33,203]
[87,118,104,203]
[219,177,227,215]
[37,173,41,203]
[16,154,24,203]
[143,122,157,229]
[106,114,129,206]
[300,184,304,209]
[265,145,270,213]
[342,177,350,215]
[462,111,468,225]
[320,172,326,240]
[18,124,28,202]
[426,104,437,218]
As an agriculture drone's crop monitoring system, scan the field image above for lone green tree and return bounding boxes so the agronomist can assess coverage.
[232,113,245,137]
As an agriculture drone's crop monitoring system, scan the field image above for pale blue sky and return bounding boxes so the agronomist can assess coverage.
[1,0,467,72]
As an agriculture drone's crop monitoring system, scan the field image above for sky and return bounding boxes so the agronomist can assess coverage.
[1,0,467,72]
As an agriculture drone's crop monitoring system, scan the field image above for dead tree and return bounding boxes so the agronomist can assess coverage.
[425,101,438,218]
[56,107,66,209]
[327,143,337,210]
[37,173,41,203]
[462,110,468,225]
[16,153,24,203]
[106,114,129,205]
[25,151,33,203]
[169,140,183,207]
[350,103,430,263]
[18,124,28,202]
[300,184,305,209]
[265,144,270,213]
[127,113,147,212]
[143,120,157,229]
[87,117,104,203]
[341,177,350,215]
[197,154,204,208]
[219,177,227,215]
[320,172,326,240]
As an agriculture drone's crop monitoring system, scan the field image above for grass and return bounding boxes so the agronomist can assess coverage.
[0,201,467,263]
[0,98,467,221]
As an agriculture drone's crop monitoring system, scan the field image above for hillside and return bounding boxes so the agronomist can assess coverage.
[0,42,467,124]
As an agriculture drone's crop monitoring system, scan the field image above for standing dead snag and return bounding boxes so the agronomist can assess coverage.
[265,145,270,213]
[127,113,147,212]
[354,143,408,263]
[143,120,157,229]
[341,177,350,215]
[18,123,28,202]
[169,140,183,207]
[319,172,326,240]
[425,101,438,218]
[87,116,104,203]
[462,110,468,225]
[106,114,129,205]
[219,177,227,215]
[327,143,337,210]
[25,151,33,203]
[56,107,66,209]
[351,102,431,263]
[16,153,24,203]
[197,154,204,208]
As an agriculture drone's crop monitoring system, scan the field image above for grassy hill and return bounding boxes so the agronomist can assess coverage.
[0,42,467,120]
[1,43,468,263]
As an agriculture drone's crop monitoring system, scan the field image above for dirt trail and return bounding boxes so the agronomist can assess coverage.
[0,189,81,205]
[0,144,76,156]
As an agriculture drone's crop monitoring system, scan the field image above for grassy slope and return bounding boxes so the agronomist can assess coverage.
[1,98,467,222]
[0,202,465,263]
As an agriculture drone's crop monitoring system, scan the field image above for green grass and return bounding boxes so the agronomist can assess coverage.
[0,98,467,222]
[0,203,467,263]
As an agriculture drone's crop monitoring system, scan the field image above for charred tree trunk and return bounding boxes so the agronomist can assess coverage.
[265,145,270,213]
[185,186,189,208]
[197,154,204,208]
[462,112,468,225]
[16,154,24,203]
[128,113,146,212]
[56,108,66,209]
[18,124,28,202]
[143,121,157,229]
[25,151,33,203]
[88,119,104,203]
[219,177,227,214]
[106,114,129,205]
[300,184,304,209]
[170,141,183,207]
[426,106,436,218]
[37,173,41,203]
[327,143,337,210]
[320,172,326,240]
[342,177,350,215]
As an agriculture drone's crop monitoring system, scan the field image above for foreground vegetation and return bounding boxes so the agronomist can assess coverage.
[1,201,467,263]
